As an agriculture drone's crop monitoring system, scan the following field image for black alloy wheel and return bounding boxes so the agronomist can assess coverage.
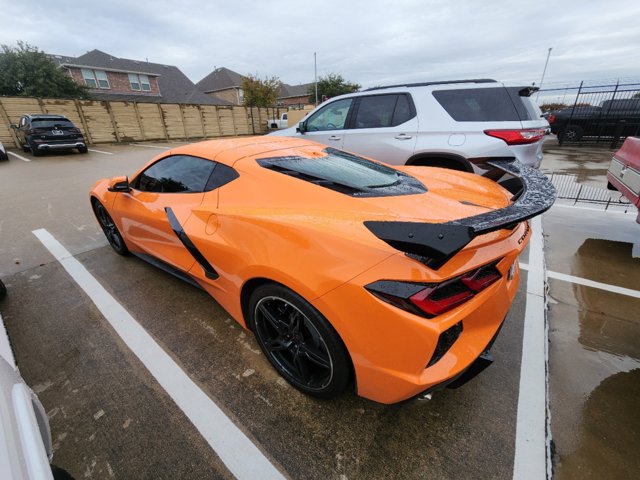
[29,140,43,157]
[248,284,350,398]
[93,201,129,255]
[559,125,583,142]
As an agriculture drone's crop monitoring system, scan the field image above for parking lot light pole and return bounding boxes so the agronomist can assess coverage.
[536,47,553,102]
[314,52,318,106]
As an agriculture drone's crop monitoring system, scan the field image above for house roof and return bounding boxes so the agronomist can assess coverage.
[50,50,232,106]
[196,67,245,93]
[279,82,313,99]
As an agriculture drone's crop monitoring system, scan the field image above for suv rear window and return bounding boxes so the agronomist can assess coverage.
[433,88,524,121]
[31,119,75,128]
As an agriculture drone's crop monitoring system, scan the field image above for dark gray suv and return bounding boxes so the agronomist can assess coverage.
[11,114,87,156]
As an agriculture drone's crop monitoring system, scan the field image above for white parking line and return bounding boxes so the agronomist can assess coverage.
[513,216,549,479]
[0,313,17,368]
[129,144,170,150]
[32,228,285,480]
[88,148,113,155]
[520,263,640,299]
[8,151,31,162]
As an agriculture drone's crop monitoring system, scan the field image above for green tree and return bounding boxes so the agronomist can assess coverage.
[308,73,360,104]
[0,41,89,99]
[242,74,281,107]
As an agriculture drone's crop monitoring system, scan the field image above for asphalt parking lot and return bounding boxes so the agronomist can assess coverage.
[0,139,638,479]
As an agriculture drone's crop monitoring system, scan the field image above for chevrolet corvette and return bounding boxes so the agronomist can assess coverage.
[90,136,555,404]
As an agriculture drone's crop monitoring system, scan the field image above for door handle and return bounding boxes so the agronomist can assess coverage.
[394,134,413,140]
[328,135,341,141]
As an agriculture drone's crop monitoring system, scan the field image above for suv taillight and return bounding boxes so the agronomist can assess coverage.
[366,262,502,318]
[484,129,546,145]
[548,114,556,124]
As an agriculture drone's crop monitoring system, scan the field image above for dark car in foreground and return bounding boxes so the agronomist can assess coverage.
[607,136,640,223]
[11,114,87,156]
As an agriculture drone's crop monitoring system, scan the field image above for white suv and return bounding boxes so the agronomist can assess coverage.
[269,79,548,171]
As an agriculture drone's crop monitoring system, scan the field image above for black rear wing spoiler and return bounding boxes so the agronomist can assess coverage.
[364,159,556,269]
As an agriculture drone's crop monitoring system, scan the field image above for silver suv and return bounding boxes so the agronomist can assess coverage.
[269,79,548,171]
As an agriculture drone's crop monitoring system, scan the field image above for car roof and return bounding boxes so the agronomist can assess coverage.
[26,114,69,119]
[364,79,498,92]
[166,136,320,167]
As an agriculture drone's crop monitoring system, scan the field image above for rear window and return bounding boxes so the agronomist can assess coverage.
[433,88,523,121]
[258,148,426,197]
[31,119,75,128]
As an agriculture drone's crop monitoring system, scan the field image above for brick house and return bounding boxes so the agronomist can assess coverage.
[195,67,246,105]
[196,66,314,108]
[50,49,230,105]
[278,83,314,108]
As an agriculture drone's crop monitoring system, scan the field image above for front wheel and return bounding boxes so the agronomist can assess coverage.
[0,279,6,300]
[248,283,351,399]
[92,200,129,255]
[78,146,88,154]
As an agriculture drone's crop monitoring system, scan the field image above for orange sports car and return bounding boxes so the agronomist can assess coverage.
[90,136,555,404]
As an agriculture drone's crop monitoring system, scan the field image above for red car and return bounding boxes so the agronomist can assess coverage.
[607,136,640,223]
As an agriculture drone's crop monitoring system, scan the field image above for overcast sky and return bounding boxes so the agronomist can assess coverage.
[1,0,639,91]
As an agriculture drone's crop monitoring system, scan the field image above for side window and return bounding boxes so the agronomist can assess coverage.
[392,94,414,125]
[135,155,216,193]
[306,98,353,131]
[353,94,415,129]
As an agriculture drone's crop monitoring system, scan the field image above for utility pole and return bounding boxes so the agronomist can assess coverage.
[536,47,553,102]
[314,52,318,106]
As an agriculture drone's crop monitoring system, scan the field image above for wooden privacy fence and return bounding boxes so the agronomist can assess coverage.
[0,96,282,147]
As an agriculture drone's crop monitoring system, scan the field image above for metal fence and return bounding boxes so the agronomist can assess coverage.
[539,81,640,148]
[547,172,635,211]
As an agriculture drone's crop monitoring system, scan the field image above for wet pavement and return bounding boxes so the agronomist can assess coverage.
[541,137,640,479]
[0,139,638,479]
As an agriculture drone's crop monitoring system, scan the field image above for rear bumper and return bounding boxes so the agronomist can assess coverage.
[35,141,86,150]
[314,242,524,404]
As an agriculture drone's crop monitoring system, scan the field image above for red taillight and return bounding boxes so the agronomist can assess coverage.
[410,285,475,317]
[461,267,501,292]
[367,262,503,318]
[548,114,556,124]
[484,129,546,145]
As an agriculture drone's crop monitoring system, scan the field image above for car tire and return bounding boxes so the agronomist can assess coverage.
[559,125,583,142]
[248,283,351,399]
[28,140,43,157]
[92,200,129,255]
[0,279,6,300]
[78,146,88,154]
[0,149,7,161]
[21,143,30,153]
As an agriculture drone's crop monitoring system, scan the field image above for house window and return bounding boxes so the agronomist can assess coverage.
[95,70,109,89]
[128,73,141,91]
[139,74,151,91]
[81,69,110,89]
[81,69,97,88]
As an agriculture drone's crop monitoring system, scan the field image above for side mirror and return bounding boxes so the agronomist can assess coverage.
[108,176,131,193]
[298,121,306,134]
[9,124,17,130]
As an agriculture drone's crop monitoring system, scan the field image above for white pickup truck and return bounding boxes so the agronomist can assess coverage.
[267,113,288,129]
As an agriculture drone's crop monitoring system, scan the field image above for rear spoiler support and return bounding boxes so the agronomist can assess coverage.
[364,159,556,269]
